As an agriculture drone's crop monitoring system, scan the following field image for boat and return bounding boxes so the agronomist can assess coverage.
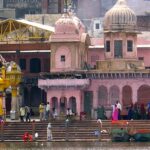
[111,128,131,142]
[131,129,150,142]
[110,120,131,142]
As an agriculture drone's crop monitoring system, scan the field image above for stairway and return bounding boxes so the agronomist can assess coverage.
[1,120,150,141]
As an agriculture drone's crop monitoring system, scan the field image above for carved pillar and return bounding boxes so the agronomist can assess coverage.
[119,87,123,106]
[76,91,81,116]
[93,90,98,108]
[132,86,138,104]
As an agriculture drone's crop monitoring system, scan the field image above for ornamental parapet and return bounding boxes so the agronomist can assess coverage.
[38,79,90,89]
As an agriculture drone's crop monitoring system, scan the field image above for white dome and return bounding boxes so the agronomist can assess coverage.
[103,0,137,32]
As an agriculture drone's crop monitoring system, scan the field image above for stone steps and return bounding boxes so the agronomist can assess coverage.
[1,120,150,141]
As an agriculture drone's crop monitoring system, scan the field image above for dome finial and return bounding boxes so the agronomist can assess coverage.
[117,0,127,5]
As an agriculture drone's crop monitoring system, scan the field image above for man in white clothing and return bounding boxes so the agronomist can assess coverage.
[116,101,122,120]
[46,102,50,120]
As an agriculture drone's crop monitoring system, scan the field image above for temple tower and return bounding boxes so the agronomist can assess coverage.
[97,0,144,71]
[50,13,90,72]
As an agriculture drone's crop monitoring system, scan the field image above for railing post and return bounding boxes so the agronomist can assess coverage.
[32,120,35,141]
[65,119,69,141]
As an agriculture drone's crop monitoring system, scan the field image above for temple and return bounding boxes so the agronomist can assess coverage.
[38,0,150,118]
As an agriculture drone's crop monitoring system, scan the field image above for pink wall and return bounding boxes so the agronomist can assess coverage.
[87,78,150,107]
[88,47,150,68]
[55,46,71,70]
[47,89,81,115]
[88,48,105,67]
[137,47,150,67]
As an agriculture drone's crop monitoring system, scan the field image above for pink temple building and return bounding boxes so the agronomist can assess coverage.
[38,0,150,119]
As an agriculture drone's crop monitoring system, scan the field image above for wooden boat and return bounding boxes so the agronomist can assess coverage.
[111,120,131,142]
[111,128,131,142]
[131,129,150,142]
[110,121,150,142]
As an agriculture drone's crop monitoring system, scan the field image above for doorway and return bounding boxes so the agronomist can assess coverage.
[84,91,93,119]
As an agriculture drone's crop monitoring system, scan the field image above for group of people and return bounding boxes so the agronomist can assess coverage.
[39,102,58,121]
[97,100,150,121]
[20,106,31,122]
[39,102,75,121]
[22,100,150,122]
[127,102,150,120]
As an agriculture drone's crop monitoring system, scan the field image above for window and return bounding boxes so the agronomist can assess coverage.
[61,55,65,62]
[30,58,41,73]
[138,57,144,60]
[105,41,110,52]
[127,40,133,52]
[95,23,100,29]
[145,67,150,69]
[19,59,26,70]
[114,40,122,58]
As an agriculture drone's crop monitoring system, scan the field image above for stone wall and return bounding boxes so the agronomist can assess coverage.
[25,14,61,26]
[0,8,15,18]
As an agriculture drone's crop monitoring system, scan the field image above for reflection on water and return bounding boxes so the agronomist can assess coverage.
[1,142,150,150]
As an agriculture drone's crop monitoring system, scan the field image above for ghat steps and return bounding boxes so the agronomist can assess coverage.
[1,120,150,141]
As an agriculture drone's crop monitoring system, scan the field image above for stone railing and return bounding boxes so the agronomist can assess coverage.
[38,79,90,89]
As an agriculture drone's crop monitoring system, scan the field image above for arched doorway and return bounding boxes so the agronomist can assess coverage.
[98,86,108,106]
[69,96,76,113]
[138,85,150,105]
[109,85,120,105]
[51,97,58,110]
[60,97,67,114]
[122,85,132,107]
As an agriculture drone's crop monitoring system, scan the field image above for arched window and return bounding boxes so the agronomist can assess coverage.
[51,97,58,109]
[30,58,41,73]
[109,85,120,105]
[122,85,132,107]
[98,86,108,106]
[69,96,76,113]
[138,85,150,105]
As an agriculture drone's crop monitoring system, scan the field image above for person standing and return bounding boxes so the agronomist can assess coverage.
[20,106,25,122]
[52,108,58,120]
[112,104,118,121]
[46,102,50,120]
[116,101,122,120]
[39,103,44,121]
[25,106,31,122]
[47,123,53,141]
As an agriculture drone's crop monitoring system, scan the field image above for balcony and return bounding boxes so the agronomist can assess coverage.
[38,79,90,89]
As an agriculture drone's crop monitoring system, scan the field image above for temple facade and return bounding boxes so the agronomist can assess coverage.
[38,0,150,118]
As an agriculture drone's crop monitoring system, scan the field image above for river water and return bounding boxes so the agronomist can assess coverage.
[1,142,150,150]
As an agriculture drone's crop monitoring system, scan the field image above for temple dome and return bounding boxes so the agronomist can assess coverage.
[103,0,137,32]
[55,13,85,34]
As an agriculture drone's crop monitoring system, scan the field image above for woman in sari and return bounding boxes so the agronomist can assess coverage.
[112,104,118,121]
